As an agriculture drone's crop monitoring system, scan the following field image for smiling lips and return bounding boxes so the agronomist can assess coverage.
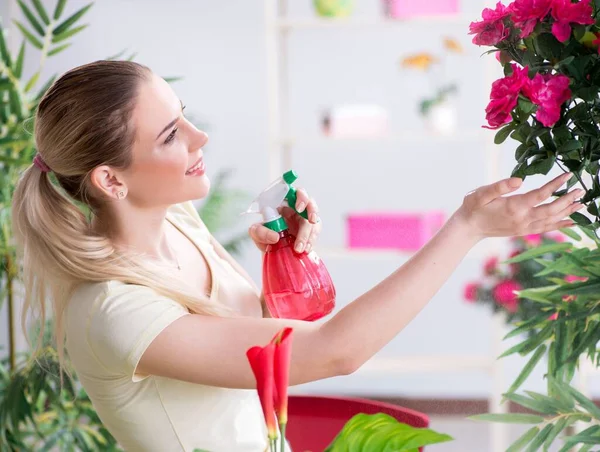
[185,157,205,176]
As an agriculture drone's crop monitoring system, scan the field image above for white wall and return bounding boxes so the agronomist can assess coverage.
[3,0,600,400]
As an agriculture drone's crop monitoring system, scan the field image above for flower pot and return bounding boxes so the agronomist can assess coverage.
[314,0,354,17]
[424,101,458,136]
[384,0,459,18]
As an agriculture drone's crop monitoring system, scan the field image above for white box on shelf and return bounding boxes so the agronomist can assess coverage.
[321,104,390,139]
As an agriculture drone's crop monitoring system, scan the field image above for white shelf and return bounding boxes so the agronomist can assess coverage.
[274,130,491,147]
[274,15,473,31]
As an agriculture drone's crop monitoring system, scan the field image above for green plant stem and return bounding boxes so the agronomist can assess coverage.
[279,423,286,452]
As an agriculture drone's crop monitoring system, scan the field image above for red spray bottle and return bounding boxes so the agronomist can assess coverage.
[244,170,336,321]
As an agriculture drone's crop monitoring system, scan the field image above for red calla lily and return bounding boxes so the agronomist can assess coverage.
[246,343,278,442]
[271,327,293,426]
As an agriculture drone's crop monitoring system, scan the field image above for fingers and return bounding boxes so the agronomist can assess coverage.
[466,177,523,207]
[527,201,584,233]
[520,172,573,206]
[295,188,320,224]
[249,223,279,248]
[530,188,584,221]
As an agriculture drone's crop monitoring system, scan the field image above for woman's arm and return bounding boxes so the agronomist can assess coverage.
[139,174,581,389]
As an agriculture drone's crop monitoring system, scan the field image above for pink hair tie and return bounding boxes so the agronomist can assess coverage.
[33,154,51,173]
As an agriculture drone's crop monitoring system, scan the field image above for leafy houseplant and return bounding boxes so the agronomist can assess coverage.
[0,1,250,450]
[467,1,600,449]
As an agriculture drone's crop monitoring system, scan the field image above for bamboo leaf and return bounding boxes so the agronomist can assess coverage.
[505,243,572,263]
[0,23,12,67]
[502,392,554,414]
[507,344,547,395]
[35,75,57,102]
[559,227,582,241]
[51,24,87,43]
[48,43,71,56]
[13,41,25,78]
[506,426,540,452]
[504,314,553,340]
[53,0,68,20]
[567,384,600,419]
[24,71,40,93]
[32,0,51,25]
[469,413,545,424]
[13,20,43,49]
[525,423,553,452]
[53,3,93,36]
[17,0,46,36]
[544,417,568,449]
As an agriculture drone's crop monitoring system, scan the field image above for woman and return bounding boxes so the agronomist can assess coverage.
[11,60,584,452]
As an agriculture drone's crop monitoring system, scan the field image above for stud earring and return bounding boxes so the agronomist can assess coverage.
[117,190,126,199]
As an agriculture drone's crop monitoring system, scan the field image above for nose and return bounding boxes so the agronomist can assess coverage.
[189,128,209,152]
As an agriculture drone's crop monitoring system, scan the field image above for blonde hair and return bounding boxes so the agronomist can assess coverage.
[11,60,230,370]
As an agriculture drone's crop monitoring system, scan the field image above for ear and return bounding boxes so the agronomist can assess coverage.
[90,165,127,200]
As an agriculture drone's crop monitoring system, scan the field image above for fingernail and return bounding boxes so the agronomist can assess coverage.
[270,232,280,242]
[310,213,319,223]
[562,172,572,181]
[509,178,522,187]
[295,241,304,252]
[305,243,312,253]
[297,202,306,212]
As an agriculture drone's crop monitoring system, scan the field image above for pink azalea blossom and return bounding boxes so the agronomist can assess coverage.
[463,283,480,302]
[523,233,543,246]
[522,73,572,127]
[493,279,522,312]
[548,312,559,320]
[545,231,566,242]
[469,2,512,45]
[551,0,594,42]
[484,256,499,275]
[508,0,553,38]
[484,65,530,129]
[565,274,588,283]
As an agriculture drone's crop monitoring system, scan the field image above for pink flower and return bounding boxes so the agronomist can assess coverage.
[493,279,522,312]
[548,312,559,320]
[469,2,512,46]
[508,0,553,38]
[523,233,543,246]
[545,231,566,242]
[522,73,572,127]
[464,283,480,302]
[508,249,521,274]
[565,274,588,283]
[551,0,594,42]
[484,64,530,129]
[484,256,499,275]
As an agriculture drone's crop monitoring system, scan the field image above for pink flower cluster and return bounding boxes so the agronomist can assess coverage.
[485,64,571,128]
[469,0,594,45]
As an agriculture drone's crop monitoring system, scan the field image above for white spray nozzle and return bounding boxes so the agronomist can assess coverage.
[241,177,289,224]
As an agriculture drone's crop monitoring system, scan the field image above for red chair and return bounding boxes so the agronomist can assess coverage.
[286,395,430,452]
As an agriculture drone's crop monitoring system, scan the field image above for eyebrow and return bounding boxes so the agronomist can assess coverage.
[156,100,185,140]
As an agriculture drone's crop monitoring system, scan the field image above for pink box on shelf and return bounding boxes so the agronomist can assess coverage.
[384,0,459,18]
[347,212,445,251]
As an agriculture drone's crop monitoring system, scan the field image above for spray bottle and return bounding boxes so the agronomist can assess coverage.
[243,170,336,321]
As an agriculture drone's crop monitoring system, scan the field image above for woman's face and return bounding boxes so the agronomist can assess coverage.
[120,73,210,208]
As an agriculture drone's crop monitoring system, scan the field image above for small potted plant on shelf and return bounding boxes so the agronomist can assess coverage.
[313,0,354,18]
[400,37,464,135]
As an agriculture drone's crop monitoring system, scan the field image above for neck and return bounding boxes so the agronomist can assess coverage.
[94,203,177,265]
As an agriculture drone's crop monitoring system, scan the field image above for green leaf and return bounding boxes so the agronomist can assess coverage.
[525,423,553,452]
[324,413,453,451]
[535,33,563,60]
[53,3,93,36]
[567,384,600,419]
[502,392,554,414]
[558,139,583,153]
[0,23,12,67]
[504,313,552,340]
[495,123,517,144]
[32,0,51,25]
[524,153,556,176]
[518,97,536,117]
[53,0,68,20]
[13,20,43,49]
[17,0,46,36]
[469,413,545,424]
[52,24,87,43]
[25,71,40,93]
[506,427,540,452]
[13,41,25,78]
[48,43,71,56]
[570,211,592,226]
[559,227,582,241]
[506,243,572,263]
[544,417,568,449]
[507,344,547,395]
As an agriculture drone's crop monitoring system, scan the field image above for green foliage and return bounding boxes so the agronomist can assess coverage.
[324,412,453,452]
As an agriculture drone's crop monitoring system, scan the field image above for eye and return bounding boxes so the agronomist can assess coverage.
[164,127,178,145]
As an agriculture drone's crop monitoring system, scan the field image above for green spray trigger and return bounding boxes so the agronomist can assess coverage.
[282,170,309,221]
